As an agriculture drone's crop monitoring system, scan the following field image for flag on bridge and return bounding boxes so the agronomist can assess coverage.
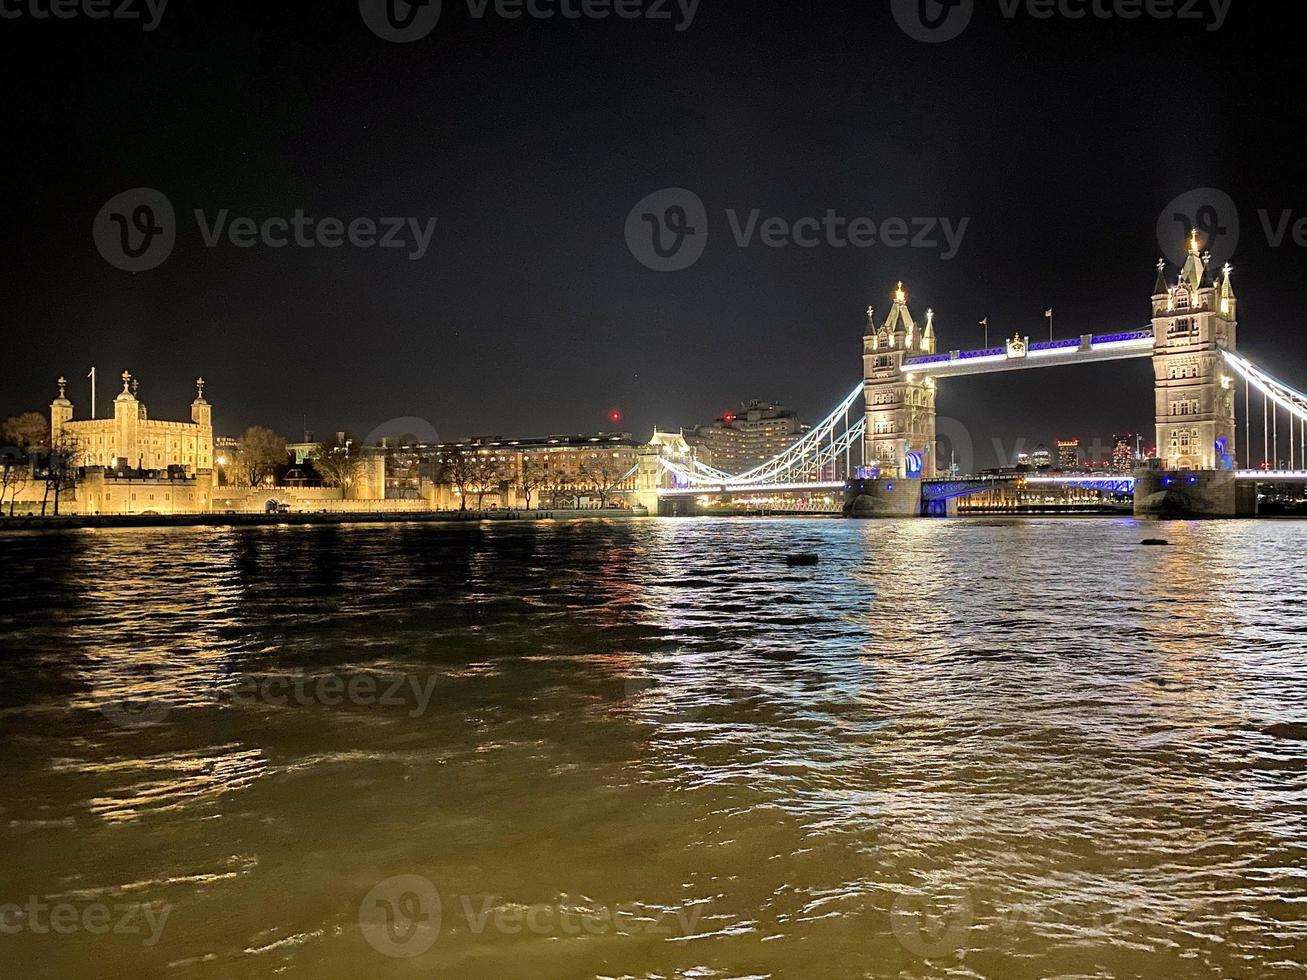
[1044,308,1053,318]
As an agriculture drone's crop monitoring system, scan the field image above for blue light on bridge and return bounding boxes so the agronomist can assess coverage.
[905,452,924,477]
[1093,329,1153,345]
[1029,338,1082,352]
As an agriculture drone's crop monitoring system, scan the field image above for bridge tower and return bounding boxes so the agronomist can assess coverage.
[1136,232,1241,517]
[862,283,938,478]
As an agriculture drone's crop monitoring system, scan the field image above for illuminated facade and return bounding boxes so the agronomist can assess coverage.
[692,402,808,475]
[1151,234,1238,470]
[863,283,938,478]
[1056,439,1080,469]
[50,372,214,473]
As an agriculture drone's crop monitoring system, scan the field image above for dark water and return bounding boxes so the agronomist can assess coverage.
[1,518,1306,979]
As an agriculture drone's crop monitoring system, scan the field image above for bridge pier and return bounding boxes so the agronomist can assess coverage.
[843,477,923,518]
[1236,481,1259,517]
[1133,468,1237,519]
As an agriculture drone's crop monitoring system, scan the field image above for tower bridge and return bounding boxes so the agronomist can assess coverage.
[647,234,1307,518]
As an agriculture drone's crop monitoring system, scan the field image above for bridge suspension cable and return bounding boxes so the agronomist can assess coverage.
[659,382,866,489]
[1222,350,1307,470]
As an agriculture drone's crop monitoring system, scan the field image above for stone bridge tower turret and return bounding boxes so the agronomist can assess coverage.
[863,283,938,478]
[1150,232,1238,471]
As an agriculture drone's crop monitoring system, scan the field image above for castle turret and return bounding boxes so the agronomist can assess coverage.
[50,376,73,444]
[191,377,214,471]
[113,370,141,467]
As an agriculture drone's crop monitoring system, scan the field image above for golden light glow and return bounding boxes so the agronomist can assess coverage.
[1189,228,1201,255]
[894,282,907,304]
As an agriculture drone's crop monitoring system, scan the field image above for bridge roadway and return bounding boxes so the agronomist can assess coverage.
[900,329,1155,377]
[656,470,1307,501]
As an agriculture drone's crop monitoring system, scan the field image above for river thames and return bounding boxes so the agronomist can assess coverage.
[1,518,1305,978]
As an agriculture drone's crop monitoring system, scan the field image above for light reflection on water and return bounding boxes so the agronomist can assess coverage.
[1,517,1305,978]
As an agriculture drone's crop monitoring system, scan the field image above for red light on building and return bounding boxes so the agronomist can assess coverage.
[722,413,735,424]
[609,410,623,424]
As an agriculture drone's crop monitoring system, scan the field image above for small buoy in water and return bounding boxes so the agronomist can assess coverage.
[1141,539,1170,547]
[786,553,820,567]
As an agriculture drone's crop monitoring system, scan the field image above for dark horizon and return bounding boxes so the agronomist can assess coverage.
[4,1,1303,468]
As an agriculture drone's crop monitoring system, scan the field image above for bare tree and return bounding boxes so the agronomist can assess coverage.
[517,454,549,511]
[2,412,48,452]
[469,454,505,511]
[41,433,81,517]
[312,432,361,490]
[1,447,31,516]
[541,462,575,510]
[440,450,477,511]
[237,426,287,487]
[581,454,633,509]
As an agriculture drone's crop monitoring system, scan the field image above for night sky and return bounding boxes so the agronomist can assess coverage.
[3,0,1303,467]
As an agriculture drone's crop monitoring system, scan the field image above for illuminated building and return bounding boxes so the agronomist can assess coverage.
[1111,434,1134,471]
[693,400,810,476]
[50,372,213,473]
[1030,444,1052,469]
[1056,439,1081,470]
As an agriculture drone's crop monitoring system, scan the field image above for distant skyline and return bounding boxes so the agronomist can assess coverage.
[4,2,1303,469]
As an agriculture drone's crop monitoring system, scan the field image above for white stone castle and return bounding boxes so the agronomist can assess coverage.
[51,371,214,473]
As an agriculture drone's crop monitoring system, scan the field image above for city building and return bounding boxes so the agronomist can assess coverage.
[1111,434,1134,472]
[50,371,213,473]
[384,432,645,509]
[1030,444,1053,470]
[1056,439,1081,470]
[693,400,809,476]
